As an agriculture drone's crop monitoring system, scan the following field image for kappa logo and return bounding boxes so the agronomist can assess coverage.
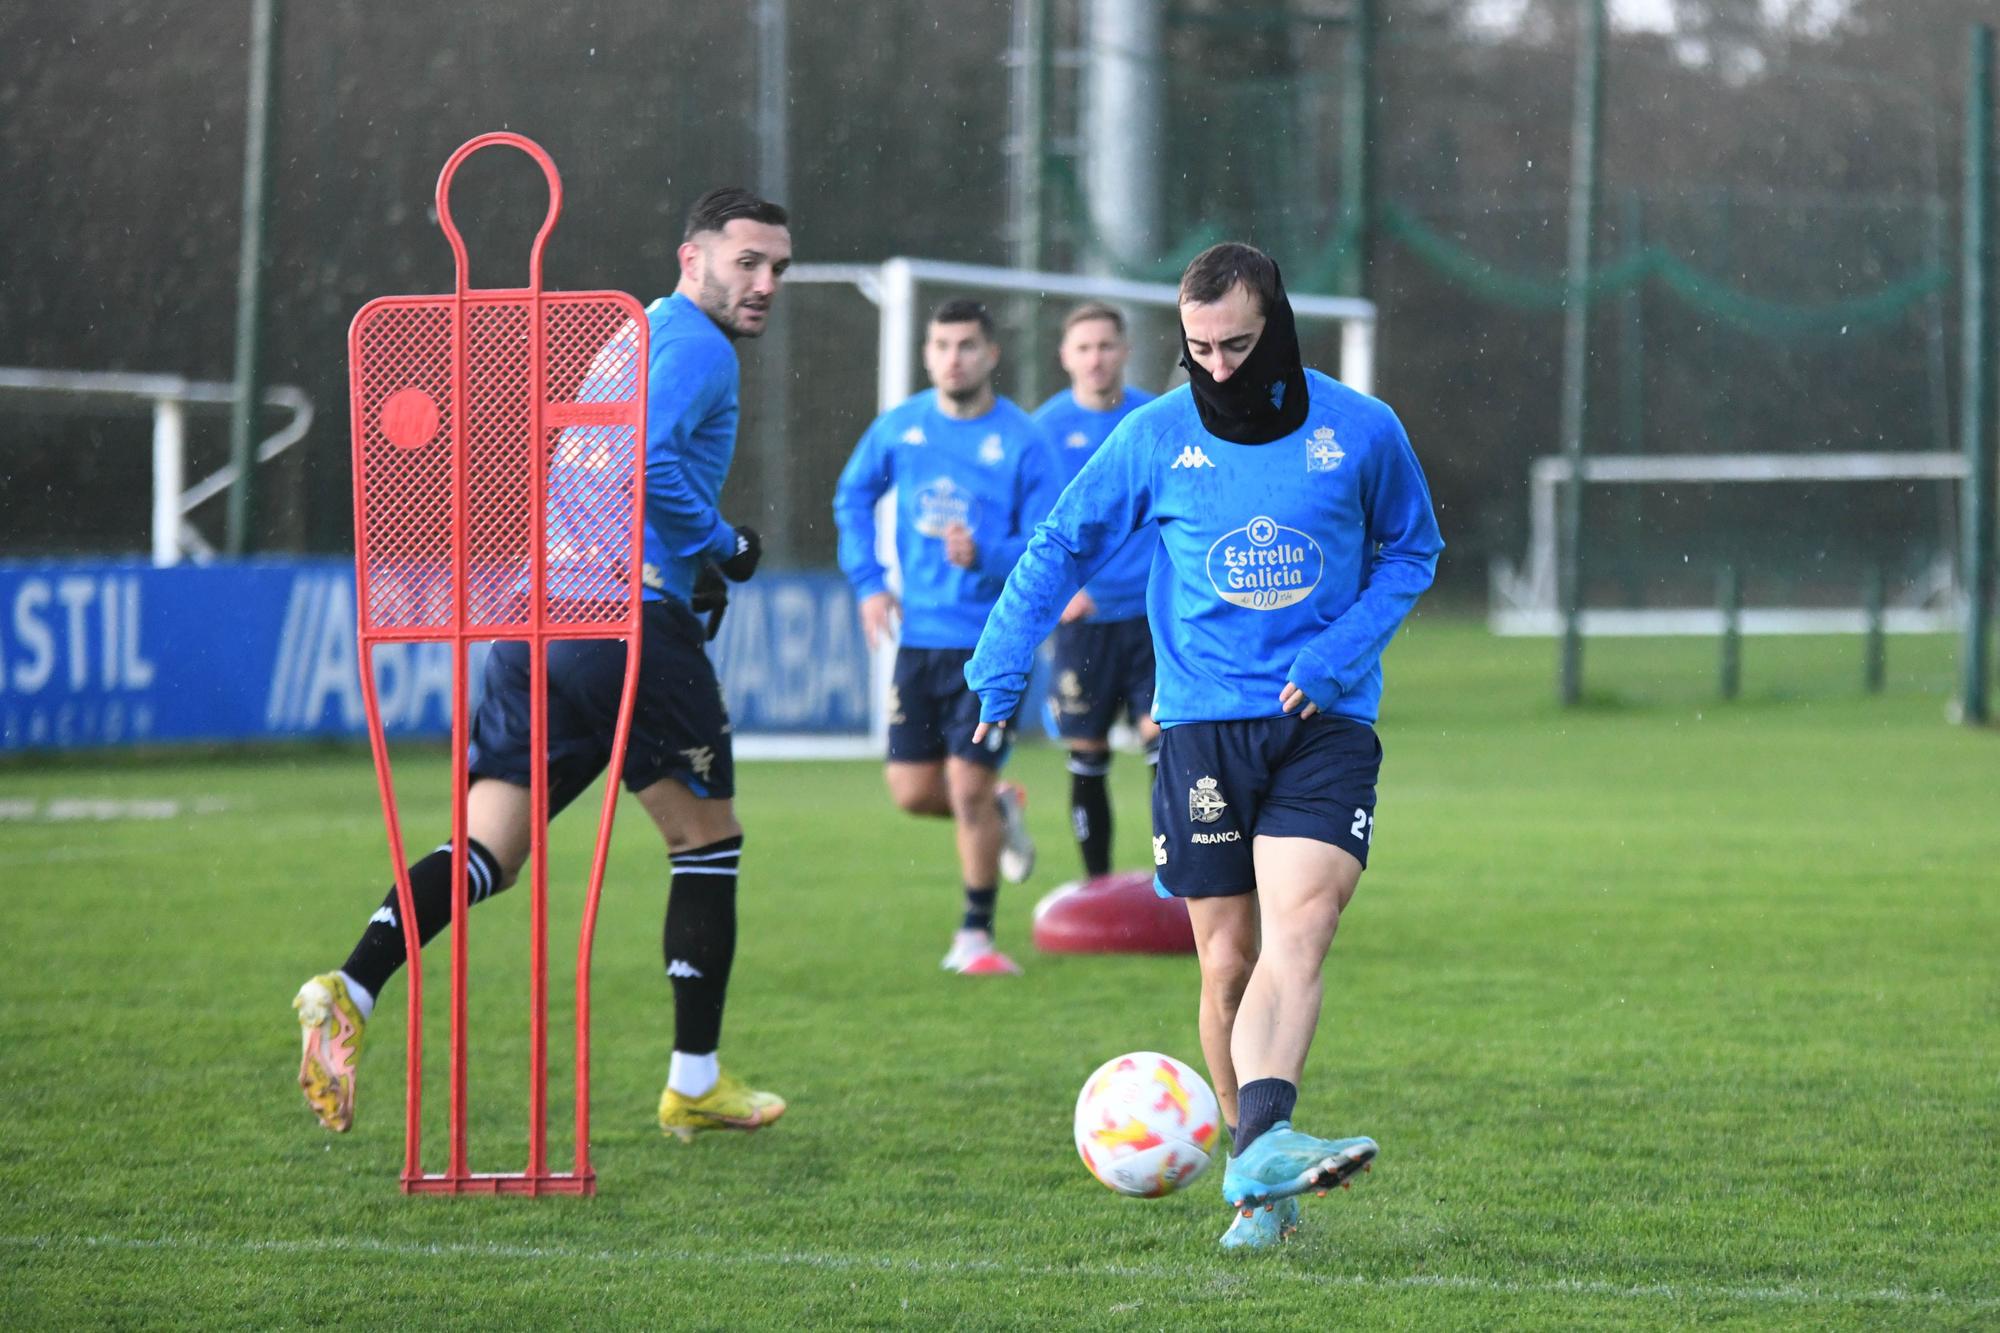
[681,746,716,782]
[979,433,1005,465]
[666,959,705,979]
[901,426,927,445]
[1188,776,1227,824]
[1307,426,1345,473]
[1170,445,1215,470]
[1152,833,1169,866]
[1065,430,1089,449]
[368,905,397,928]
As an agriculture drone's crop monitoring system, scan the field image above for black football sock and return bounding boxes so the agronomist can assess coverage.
[961,884,998,934]
[664,835,742,1056]
[1067,751,1114,878]
[1235,1078,1299,1152]
[341,839,504,999]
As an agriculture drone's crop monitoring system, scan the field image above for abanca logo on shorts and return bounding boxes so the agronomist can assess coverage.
[1205,515,1324,610]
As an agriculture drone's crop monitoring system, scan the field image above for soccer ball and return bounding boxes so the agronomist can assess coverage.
[1072,1052,1221,1197]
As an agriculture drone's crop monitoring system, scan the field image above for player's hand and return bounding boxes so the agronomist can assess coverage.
[943,521,978,570]
[859,590,901,651]
[690,563,729,641]
[971,718,1008,747]
[1279,682,1319,720]
[1058,589,1096,625]
[719,525,762,582]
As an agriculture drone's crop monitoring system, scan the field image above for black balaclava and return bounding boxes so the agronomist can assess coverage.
[1177,265,1310,445]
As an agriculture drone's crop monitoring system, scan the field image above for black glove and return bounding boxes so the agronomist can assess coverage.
[690,563,729,641]
[718,525,762,582]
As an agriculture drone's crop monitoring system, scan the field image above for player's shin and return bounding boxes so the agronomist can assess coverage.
[1066,750,1113,878]
[663,835,742,1089]
[340,838,505,1004]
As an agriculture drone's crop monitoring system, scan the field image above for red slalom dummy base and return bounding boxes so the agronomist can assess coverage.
[1031,871,1196,955]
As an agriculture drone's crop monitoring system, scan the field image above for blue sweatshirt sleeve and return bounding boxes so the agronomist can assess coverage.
[978,429,1065,577]
[966,426,1154,723]
[646,338,737,561]
[1287,413,1444,707]
[833,418,895,602]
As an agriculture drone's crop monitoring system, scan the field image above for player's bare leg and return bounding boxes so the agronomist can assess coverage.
[1220,836,1375,1213]
[635,777,783,1140]
[884,760,952,818]
[937,757,1020,972]
[1185,894,1258,1134]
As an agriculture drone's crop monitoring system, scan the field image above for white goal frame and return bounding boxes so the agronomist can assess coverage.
[759,257,1381,760]
[1490,451,1968,637]
[0,367,314,566]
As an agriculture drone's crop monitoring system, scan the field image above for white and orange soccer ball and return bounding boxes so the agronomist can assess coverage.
[1072,1051,1222,1198]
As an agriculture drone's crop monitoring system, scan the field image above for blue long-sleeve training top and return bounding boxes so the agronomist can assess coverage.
[833,389,1064,650]
[636,292,742,605]
[1033,386,1158,623]
[967,370,1443,727]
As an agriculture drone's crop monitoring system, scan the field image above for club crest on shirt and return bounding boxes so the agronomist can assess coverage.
[979,434,1005,465]
[1065,430,1090,449]
[1188,776,1227,824]
[1307,426,1345,473]
[1205,515,1324,611]
[913,477,981,538]
[901,426,927,445]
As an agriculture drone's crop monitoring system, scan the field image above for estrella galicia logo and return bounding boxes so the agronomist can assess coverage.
[1205,515,1323,610]
[912,478,980,538]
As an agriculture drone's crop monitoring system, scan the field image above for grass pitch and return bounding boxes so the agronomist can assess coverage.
[1,622,1993,1329]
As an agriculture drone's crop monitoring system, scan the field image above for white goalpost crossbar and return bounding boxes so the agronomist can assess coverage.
[0,367,314,566]
[1491,450,1969,637]
[766,257,1381,758]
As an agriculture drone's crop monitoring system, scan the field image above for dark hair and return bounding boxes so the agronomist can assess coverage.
[1061,301,1125,337]
[1179,242,1280,315]
[929,298,995,339]
[683,186,789,241]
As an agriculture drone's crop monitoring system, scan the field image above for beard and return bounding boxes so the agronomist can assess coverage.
[940,380,988,408]
[696,271,764,340]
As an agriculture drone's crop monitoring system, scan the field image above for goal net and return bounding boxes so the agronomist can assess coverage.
[726,258,1378,759]
[1489,450,1966,637]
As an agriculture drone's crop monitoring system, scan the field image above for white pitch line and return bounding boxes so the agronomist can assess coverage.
[0,1232,1991,1312]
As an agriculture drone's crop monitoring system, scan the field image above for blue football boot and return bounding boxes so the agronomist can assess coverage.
[1218,1194,1300,1250]
[1222,1123,1376,1211]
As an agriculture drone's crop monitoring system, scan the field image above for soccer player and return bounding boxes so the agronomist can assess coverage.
[294,187,794,1143]
[833,299,1061,974]
[967,244,1442,1248]
[1033,302,1159,880]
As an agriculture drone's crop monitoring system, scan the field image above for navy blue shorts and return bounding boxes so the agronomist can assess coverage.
[888,646,1010,768]
[1048,616,1156,742]
[469,597,734,811]
[1151,715,1381,898]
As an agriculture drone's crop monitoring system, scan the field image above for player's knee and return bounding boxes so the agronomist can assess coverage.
[945,774,998,822]
[1199,942,1257,997]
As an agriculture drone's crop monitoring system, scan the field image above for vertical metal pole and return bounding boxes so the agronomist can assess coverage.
[1557,0,1605,706]
[226,0,283,557]
[1008,0,1053,405]
[1962,25,1997,725]
[1863,562,1886,695]
[1718,565,1741,701]
[1338,0,1377,299]
[1084,0,1164,275]
[756,0,794,566]
[151,396,186,568]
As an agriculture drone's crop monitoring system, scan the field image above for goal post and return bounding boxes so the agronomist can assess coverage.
[1492,449,1968,637]
[753,257,1380,759]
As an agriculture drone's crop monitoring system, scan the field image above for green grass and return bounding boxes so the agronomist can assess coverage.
[1,622,1993,1329]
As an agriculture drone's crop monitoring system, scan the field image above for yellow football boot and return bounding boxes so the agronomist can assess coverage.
[294,972,366,1133]
[657,1070,787,1142]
